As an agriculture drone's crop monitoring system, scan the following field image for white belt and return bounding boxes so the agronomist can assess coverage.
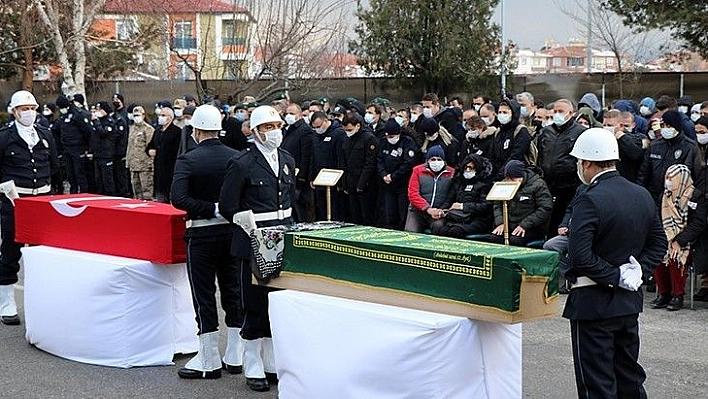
[252,208,292,222]
[16,185,51,195]
[186,216,229,228]
[570,276,598,289]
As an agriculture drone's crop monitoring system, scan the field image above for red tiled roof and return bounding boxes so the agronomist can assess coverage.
[103,0,247,14]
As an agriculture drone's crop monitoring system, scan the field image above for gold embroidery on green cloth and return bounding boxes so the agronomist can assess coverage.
[293,235,493,280]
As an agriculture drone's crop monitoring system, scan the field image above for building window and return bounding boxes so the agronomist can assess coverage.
[553,58,561,67]
[116,18,137,41]
[221,20,247,46]
[173,20,196,49]
[607,57,614,66]
[533,58,543,66]
[175,60,196,80]
[567,57,584,67]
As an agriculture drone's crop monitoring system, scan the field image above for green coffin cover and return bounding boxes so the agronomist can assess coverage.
[281,226,559,314]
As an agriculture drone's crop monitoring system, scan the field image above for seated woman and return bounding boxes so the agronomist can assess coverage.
[431,153,494,238]
[489,160,553,247]
[404,145,454,233]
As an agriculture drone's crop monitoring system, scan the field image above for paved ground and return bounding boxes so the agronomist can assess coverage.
[1,275,706,398]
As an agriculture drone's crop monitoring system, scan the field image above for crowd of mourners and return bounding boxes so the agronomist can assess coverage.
[14,90,708,311]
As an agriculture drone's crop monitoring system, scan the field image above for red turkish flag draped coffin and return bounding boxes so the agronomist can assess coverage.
[15,194,187,264]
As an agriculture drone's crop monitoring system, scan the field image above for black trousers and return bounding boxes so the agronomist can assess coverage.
[94,159,116,195]
[237,258,274,340]
[382,189,408,230]
[0,197,21,285]
[185,232,243,335]
[548,186,577,238]
[64,152,89,194]
[113,156,131,197]
[570,314,647,399]
[347,189,376,226]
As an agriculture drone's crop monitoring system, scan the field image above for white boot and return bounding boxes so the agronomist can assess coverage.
[0,285,19,325]
[262,337,278,385]
[243,338,269,391]
[178,331,222,379]
[222,327,244,374]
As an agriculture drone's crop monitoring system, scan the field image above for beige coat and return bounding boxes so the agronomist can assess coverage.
[126,122,155,172]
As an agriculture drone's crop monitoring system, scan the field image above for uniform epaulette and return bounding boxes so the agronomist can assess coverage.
[232,148,251,160]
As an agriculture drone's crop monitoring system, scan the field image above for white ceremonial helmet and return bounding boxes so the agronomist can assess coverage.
[190,104,222,131]
[570,128,619,161]
[249,105,283,130]
[9,90,39,110]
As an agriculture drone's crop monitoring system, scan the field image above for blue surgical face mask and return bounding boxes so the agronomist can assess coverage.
[497,113,512,125]
[395,116,405,126]
[661,127,678,140]
[519,106,528,117]
[463,171,476,179]
[235,112,246,122]
[553,112,568,126]
[364,113,375,125]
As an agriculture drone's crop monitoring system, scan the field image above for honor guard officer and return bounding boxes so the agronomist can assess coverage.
[171,105,244,380]
[563,128,666,398]
[0,90,59,325]
[219,105,295,392]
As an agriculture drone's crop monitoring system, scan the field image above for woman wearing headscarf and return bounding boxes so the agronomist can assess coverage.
[651,164,701,311]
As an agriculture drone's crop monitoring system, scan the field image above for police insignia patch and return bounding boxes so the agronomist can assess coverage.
[284,164,290,175]
[674,150,682,159]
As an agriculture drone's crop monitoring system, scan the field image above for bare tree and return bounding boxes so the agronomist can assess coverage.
[556,0,670,98]
[32,0,109,96]
[230,0,354,102]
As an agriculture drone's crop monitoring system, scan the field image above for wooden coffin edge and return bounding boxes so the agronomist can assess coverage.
[262,272,559,324]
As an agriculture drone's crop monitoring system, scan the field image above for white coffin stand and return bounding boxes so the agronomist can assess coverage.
[269,290,522,399]
[23,246,198,368]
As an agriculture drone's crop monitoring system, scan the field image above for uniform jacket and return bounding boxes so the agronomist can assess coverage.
[147,122,182,200]
[90,116,117,160]
[637,133,697,204]
[340,129,378,192]
[57,104,93,153]
[219,145,296,259]
[563,171,667,320]
[536,118,586,191]
[408,163,454,211]
[377,134,419,192]
[493,168,553,230]
[112,113,129,158]
[0,123,59,191]
[309,124,346,183]
[126,122,154,171]
[170,138,238,238]
[281,118,313,184]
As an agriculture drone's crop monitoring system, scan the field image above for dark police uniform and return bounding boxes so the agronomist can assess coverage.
[281,118,313,222]
[340,128,378,226]
[112,112,131,197]
[0,122,59,285]
[219,145,295,339]
[377,134,418,229]
[56,104,92,193]
[90,114,117,195]
[564,170,666,398]
[310,124,346,221]
[170,138,242,335]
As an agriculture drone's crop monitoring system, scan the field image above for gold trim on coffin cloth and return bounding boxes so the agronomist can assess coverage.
[266,270,559,324]
[291,235,494,280]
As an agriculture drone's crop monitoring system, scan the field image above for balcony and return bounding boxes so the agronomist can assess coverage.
[220,37,248,60]
[222,37,246,46]
[172,37,197,50]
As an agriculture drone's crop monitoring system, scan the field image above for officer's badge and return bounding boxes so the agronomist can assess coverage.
[370,144,375,150]
[107,127,113,131]
[283,164,289,175]
[503,139,510,149]
[674,150,682,159]
[408,150,415,158]
[83,118,89,123]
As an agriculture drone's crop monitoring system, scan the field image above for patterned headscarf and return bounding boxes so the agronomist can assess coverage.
[661,164,694,266]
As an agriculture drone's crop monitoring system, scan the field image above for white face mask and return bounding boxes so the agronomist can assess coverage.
[410,113,419,124]
[429,160,445,172]
[678,106,689,114]
[315,126,327,135]
[387,136,400,145]
[604,126,615,133]
[542,119,554,127]
[463,171,476,179]
[158,115,168,126]
[639,105,652,116]
[691,113,701,122]
[174,109,183,118]
[17,109,37,127]
[423,108,433,118]
[426,132,439,141]
[364,113,375,125]
[395,116,405,126]
[59,108,69,115]
[553,112,569,126]
[466,130,479,140]
[497,113,512,125]
[481,116,492,126]
[345,129,358,138]
[42,109,52,116]
[473,105,481,112]
[257,128,283,150]
[697,133,708,145]
[519,106,528,117]
[133,115,144,124]
[127,113,134,121]
[576,159,590,185]
[284,114,297,126]
[661,127,678,140]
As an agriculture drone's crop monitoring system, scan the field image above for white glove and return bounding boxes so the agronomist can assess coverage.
[618,256,643,291]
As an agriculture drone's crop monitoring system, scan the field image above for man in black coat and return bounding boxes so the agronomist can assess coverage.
[282,103,314,222]
[219,105,295,392]
[171,105,243,380]
[54,95,92,193]
[339,111,378,226]
[309,111,346,221]
[564,128,666,399]
[377,118,418,229]
[219,106,248,151]
[90,102,118,195]
[146,107,182,202]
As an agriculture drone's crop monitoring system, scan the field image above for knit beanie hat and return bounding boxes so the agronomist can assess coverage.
[384,118,401,135]
[504,159,525,178]
[426,145,445,160]
[661,110,683,132]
